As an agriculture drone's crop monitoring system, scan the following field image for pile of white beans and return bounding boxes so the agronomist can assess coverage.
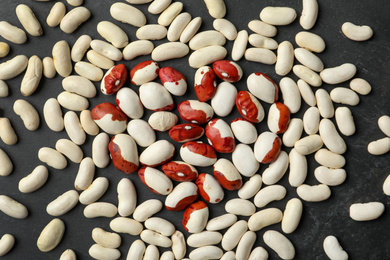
[0,0,388,259]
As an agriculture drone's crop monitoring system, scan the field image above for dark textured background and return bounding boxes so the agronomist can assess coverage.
[0,0,390,259]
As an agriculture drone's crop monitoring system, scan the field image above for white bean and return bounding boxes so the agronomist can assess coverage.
[295,31,326,53]
[92,133,110,168]
[92,228,121,249]
[378,115,390,137]
[180,17,202,43]
[62,76,96,98]
[38,147,67,170]
[213,18,237,41]
[221,220,247,251]
[167,12,191,42]
[0,21,27,44]
[160,251,174,260]
[58,91,89,111]
[13,99,39,131]
[314,166,346,186]
[0,148,12,176]
[74,157,94,191]
[320,63,357,84]
[342,22,373,41]
[263,230,295,260]
[315,88,334,118]
[140,230,172,247]
[89,244,120,260]
[315,148,345,169]
[283,118,303,147]
[37,219,65,252]
[123,40,154,60]
[139,140,175,167]
[171,231,186,259]
[87,50,114,70]
[110,217,143,235]
[71,35,92,62]
[276,41,294,76]
[248,34,278,49]
[90,40,122,61]
[144,244,159,260]
[282,198,303,234]
[260,7,297,26]
[350,78,371,95]
[319,119,347,154]
[79,110,99,136]
[330,87,359,106]
[248,247,269,260]
[0,80,8,97]
[0,55,28,80]
[74,61,103,82]
[248,208,282,231]
[60,7,91,34]
[248,20,277,37]
[254,185,286,208]
[303,106,320,135]
[300,0,318,30]
[238,174,262,200]
[294,134,323,155]
[47,2,66,27]
[67,0,83,6]
[148,111,178,132]
[203,0,226,18]
[189,246,223,260]
[187,231,222,248]
[350,202,385,221]
[212,82,237,117]
[52,40,72,77]
[293,64,322,87]
[158,2,183,26]
[188,45,227,68]
[19,165,48,193]
[84,202,118,218]
[0,234,15,256]
[126,239,145,260]
[232,30,248,61]
[279,77,301,113]
[383,174,390,196]
[117,178,136,217]
[46,190,79,216]
[16,4,42,36]
[20,55,42,96]
[137,24,167,40]
[189,30,226,50]
[225,198,255,216]
[221,251,235,260]
[97,21,128,48]
[152,42,189,61]
[42,57,56,79]
[297,79,316,106]
[297,184,331,202]
[288,148,307,187]
[232,144,259,177]
[60,249,76,260]
[145,217,175,237]
[245,47,277,65]
[0,195,28,219]
[262,151,289,185]
[236,231,256,260]
[335,107,355,136]
[0,118,17,145]
[79,177,109,205]
[294,47,324,72]
[368,137,390,155]
[0,42,9,58]
[133,199,162,222]
[148,0,171,14]
[55,139,83,163]
[110,2,146,27]
[206,213,237,231]
[63,111,86,145]
[323,235,348,260]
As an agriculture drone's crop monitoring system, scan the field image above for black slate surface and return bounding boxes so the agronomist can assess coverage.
[0,0,390,259]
